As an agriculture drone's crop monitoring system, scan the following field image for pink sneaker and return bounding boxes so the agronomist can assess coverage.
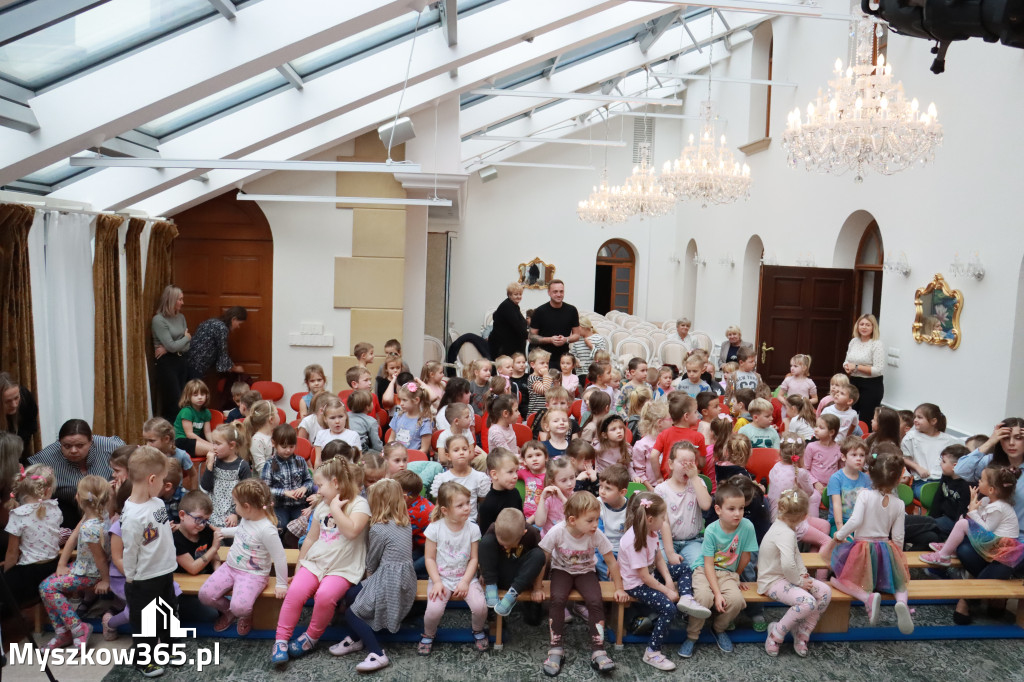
[355,652,390,672]
[920,551,951,568]
[72,623,92,647]
[928,542,945,553]
[101,612,118,641]
[43,630,73,650]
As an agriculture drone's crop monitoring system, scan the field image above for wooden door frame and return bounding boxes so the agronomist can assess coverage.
[852,221,883,321]
[597,239,636,314]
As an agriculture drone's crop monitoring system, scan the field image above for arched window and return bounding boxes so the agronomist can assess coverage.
[855,221,883,320]
[595,239,635,315]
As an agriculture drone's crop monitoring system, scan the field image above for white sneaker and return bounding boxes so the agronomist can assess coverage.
[677,595,712,619]
[329,636,364,656]
[355,652,390,673]
[642,649,676,671]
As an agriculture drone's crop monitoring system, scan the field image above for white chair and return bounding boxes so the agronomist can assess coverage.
[482,308,495,336]
[456,342,485,377]
[615,337,653,364]
[688,331,713,355]
[646,330,668,349]
[658,340,689,371]
[610,329,632,350]
[423,335,445,365]
[662,320,677,331]
[606,310,625,324]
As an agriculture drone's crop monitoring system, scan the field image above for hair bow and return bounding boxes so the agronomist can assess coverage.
[9,492,14,498]
[1005,466,1023,481]
[785,489,801,503]
[406,382,418,393]
[30,475,41,480]
[790,455,800,463]
[638,498,652,509]
[783,437,803,444]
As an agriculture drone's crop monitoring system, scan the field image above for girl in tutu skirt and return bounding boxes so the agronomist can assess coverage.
[825,446,914,634]
[920,465,1024,569]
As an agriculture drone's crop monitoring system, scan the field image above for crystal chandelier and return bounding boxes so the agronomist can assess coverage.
[781,6,942,181]
[611,142,675,219]
[577,170,628,224]
[662,102,751,207]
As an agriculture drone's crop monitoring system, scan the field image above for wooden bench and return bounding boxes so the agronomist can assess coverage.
[801,550,961,571]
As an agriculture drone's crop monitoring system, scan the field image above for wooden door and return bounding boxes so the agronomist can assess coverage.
[172,195,273,384]
[596,239,635,314]
[756,266,855,395]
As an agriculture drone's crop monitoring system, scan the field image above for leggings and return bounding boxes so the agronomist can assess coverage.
[198,563,269,619]
[423,579,487,638]
[548,569,605,651]
[39,573,98,633]
[799,517,833,580]
[935,517,971,557]
[765,577,831,641]
[276,567,351,642]
[624,562,693,652]
[341,584,383,656]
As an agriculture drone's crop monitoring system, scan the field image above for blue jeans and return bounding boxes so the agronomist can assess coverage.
[275,505,305,535]
[596,550,618,581]
[664,538,703,569]
[935,515,956,539]
[414,552,428,580]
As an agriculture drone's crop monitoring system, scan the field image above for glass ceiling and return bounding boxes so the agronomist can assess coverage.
[0,0,221,91]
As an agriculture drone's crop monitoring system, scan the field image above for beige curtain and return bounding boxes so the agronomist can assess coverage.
[0,203,39,452]
[93,214,126,439]
[124,218,148,442]
[142,221,179,418]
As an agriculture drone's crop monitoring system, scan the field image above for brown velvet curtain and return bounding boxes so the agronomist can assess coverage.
[124,218,148,441]
[0,203,39,452]
[142,221,179,419]
[93,214,126,439]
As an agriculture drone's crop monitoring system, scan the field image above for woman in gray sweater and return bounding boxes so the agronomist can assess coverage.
[151,285,191,421]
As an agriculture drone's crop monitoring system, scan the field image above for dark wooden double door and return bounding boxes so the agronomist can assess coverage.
[756,266,856,396]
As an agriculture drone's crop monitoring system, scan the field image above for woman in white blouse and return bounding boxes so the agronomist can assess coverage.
[843,314,885,425]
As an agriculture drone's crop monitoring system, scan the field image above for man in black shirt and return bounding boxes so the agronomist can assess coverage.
[529,280,581,368]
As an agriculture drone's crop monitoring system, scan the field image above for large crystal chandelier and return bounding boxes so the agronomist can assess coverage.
[577,170,628,224]
[662,102,751,207]
[782,5,942,181]
[612,142,675,219]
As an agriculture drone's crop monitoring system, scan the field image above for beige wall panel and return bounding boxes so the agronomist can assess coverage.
[351,309,404,358]
[334,257,404,309]
[332,355,382,394]
[353,209,406,258]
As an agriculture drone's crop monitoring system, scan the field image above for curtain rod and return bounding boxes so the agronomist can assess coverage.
[0,201,172,222]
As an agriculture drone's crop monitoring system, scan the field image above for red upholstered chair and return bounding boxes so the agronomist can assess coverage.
[407,449,428,463]
[209,409,225,429]
[747,448,781,484]
[571,400,582,422]
[290,392,305,414]
[623,428,633,445]
[251,381,284,402]
[858,420,870,435]
[276,408,286,426]
[289,419,300,428]
[512,423,533,447]
[338,389,354,405]
[527,412,537,428]
[295,437,314,462]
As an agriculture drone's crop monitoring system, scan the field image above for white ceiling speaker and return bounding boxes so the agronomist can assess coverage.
[479,165,498,183]
[378,117,416,147]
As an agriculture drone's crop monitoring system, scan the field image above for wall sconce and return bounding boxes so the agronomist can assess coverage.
[760,252,778,266]
[882,251,912,277]
[795,252,816,267]
[692,253,707,267]
[719,254,735,267]
[669,255,681,265]
[950,252,985,281]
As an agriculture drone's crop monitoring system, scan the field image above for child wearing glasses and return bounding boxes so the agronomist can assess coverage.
[174,489,223,575]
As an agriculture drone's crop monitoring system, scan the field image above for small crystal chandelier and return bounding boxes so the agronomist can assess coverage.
[577,170,628,224]
[662,103,751,207]
[612,142,675,219]
[782,4,942,181]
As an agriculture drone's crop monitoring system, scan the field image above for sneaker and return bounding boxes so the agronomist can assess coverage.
[43,630,72,650]
[494,588,519,617]
[329,636,364,657]
[485,584,499,608]
[72,622,92,647]
[271,641,289,667]
[135,662,165,678]
[642,649,676,671]
[213,612,235,632]
[677,638,697,658]
[867,593,881,626]
[355,652,390,673]
[895,601,915,635]
[711,630,734,653]
[102,612,118,641]
[676,595,712,619]
[919,551,951,568]
[764,622,781,657]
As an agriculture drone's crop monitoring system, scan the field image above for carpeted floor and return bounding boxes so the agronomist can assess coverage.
[96,603,1024,682]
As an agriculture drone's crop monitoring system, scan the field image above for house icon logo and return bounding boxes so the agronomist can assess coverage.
[133,597,196,638]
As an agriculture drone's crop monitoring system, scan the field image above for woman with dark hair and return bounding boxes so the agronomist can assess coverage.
[29,419,125,527]
[151,285,192,421]
[187,306,247,381]
[0,431,22,556]
[0,371,38,463]
[950,418,1024,624]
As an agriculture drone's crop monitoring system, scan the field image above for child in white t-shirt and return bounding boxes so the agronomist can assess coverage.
[429,435,490,523]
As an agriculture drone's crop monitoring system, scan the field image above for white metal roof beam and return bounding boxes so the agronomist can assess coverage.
[439,0,457,46]
[638,9,681,53]
[0,0,415,186]
[0,0,108,48]
[458,10,756,138]
[207,0,237,20]
[52,0,669,211]
[276,63,304,90]
[97,2,677,215]
[0,99,39,133]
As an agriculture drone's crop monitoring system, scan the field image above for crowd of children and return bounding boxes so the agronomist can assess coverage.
[5,333,1024,678]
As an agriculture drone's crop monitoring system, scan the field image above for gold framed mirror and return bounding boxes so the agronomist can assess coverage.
[912,273,963,350]
[517,257,556,290]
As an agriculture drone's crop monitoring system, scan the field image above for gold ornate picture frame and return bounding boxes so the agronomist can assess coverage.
[517,257,556,290]
[912,273,963,350]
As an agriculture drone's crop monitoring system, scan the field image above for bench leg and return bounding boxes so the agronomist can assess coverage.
[815,600,850,633]
[34,604,43,634]
[494,614,504,651]
[1016,599,1024,628]
[614,603,624,650]
[251,598,284,631]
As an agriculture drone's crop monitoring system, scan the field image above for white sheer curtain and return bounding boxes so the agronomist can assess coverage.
[28,210,95,442]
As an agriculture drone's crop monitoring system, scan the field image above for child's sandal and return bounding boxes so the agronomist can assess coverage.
[473,630,489,651]
[590,650,615,672]
[543,648,564,677]
[417,635,434,656]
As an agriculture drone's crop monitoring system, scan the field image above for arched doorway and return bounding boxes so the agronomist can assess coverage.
[682,239,699,321]
[595,239,636,315]
[854,221,884,320]
[172,193,274,408]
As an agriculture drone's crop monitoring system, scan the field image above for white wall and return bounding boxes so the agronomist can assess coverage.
[447,2,1024,436]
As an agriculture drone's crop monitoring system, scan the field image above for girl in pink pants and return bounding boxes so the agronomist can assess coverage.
[272,458,370,667]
